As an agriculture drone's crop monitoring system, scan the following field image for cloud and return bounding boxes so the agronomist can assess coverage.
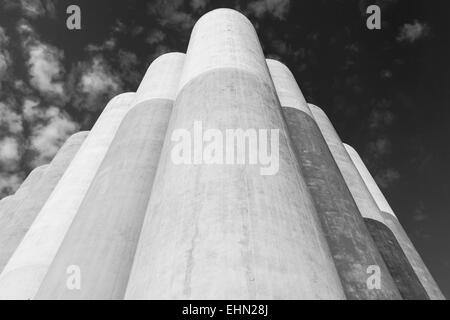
[28,105,78,166]
[412,202,428,222]
[247,0,291,20]
[16,20,66,97]
[79,56,121,96]
[66,55,122,112]
[397,20,430,43]
[0,26,8,44]
[368,108,395,132]
[0,137,21,171]
[0,102,23,135]
[375,167,400,189]
[146,29,166,45]
[0,172,22,198]
[22,98,42,122]
[147,0,195,30]
[367,137,392,158]
[86,37,117,53]
[0,26,11,84]
[20,0,56,19]
[26,42,65,96]
[190,0,209,12]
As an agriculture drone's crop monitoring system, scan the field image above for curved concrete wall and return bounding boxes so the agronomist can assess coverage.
[0,196,13,215]
[309,104,385,223]
[0,166,48,252]
[365,218,429,299]
[0,166,48,265]
[0,93,135,300]
[344,144,445,300]
[36,53,185,300]
[344,144,395,217]
[309,104,402,299]
[0,165,48,220]
[125,9,344,300]
[269,60,401,299]
[0,132,88,274]
[267,59,311,116]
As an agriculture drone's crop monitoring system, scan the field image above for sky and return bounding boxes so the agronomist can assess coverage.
[0,0,449,298]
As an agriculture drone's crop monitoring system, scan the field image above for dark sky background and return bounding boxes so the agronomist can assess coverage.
[0,0,449,298]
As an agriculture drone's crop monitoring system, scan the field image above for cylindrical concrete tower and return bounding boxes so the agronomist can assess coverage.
[0,165,48,220]
[0,165,48,264]
[0,165,47,218]
[0,196,13,215]
[36,53,186,300]
[344,144,445,300]
[0,132,88,273]
[309,104,405,298]
[125,9,345,300]
[0,165,48,245]
[0,93,135,300]
[268,60,401,299]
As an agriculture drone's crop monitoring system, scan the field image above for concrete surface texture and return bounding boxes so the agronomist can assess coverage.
[0,132,88,274]
[0,93,135,300]
[344,144,396,217]
[344,144,445,300]
[0,196,13,215]
[365,218,429,299]
[0,165,48,222]
[36,53,185,300]
[310,104,412,296]
[125,8,345,300]
[0,8,441,301]
[309,104,386,223]
[2,165,47,219]
[0,165,48,269]
[269,60,401,299]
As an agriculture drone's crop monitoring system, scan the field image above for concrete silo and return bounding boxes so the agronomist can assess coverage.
[36,53,185,300]
[344,144,444,300]
[125,9,344,300]
[0,93,135,299]
[268,60,401,300]
[0,132,88,273]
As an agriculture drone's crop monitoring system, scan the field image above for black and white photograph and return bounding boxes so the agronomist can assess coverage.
[0,0,448,307]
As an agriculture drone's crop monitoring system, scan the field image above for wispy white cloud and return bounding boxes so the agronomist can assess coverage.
[26,42,65,96]
[79,56,121,96]
[86,37,117,53]
[0,26,11,85]
[190,0,209,12]
[16,20,66,97]
[0,136,21,171]
[28,105,78,166]
[66,55,122,112]
[247,0,291,20]
[0,172,22,197]
[397,20,430,43]
[412,202,428,222]
[147,0,195,30]
[20,0,56,19]
[146,29,166,45]
[375,167,400,189]
[0,102,23,135]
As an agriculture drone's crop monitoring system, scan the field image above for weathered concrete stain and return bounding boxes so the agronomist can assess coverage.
[125,9,345,299]
[365,218,429,299]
